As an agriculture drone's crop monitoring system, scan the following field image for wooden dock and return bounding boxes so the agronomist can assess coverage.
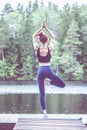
[13,118,87,130]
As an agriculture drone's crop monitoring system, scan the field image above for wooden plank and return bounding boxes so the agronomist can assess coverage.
[17,118,84,126]
[13,118,87,130]
[17,119,83,126]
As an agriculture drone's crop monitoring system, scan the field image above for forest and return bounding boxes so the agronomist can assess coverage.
[0,0,87,81]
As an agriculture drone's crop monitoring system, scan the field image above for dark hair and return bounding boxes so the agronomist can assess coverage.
[38,32,48,44]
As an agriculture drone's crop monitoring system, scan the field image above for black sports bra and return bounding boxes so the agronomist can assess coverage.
[37,48,51,63]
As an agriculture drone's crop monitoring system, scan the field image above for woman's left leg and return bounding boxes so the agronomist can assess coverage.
[50,73,65,88]
[47,67,65,88]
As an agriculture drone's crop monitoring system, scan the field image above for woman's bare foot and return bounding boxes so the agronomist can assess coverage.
[44,78,51,85]
[43,110,48,118]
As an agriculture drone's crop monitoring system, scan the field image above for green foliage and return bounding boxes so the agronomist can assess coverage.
[2,3,13,13]
[0,2,87,80]
[51,41,60,74]
[4,38,19,79]
[58,19,84,80]
[6,63,18,79]
[4,11,23,38]
[80,25,87,80]
[22,56,34,80]
[58,53,83,80]
[0,17,9,48]
[0,60,7,79]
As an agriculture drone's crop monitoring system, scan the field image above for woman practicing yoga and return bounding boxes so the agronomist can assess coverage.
[32,21,65,117]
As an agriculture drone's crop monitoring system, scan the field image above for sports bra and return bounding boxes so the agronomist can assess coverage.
[37,47,51,63]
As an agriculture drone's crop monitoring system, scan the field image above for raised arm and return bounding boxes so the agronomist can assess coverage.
[43,21,55,50]
[43,21,55,39]
[32,27,43,50]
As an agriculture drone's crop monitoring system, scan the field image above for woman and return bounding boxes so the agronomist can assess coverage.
[32,21,65,117]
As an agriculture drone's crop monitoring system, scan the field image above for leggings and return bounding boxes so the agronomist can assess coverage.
[37,66,65,110]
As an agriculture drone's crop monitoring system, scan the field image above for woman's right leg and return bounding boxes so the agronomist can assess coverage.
[37,67,47,117]
[38,78,47,117]
[38,78,46,110]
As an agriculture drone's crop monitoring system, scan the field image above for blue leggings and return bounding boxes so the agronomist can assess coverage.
[37,66,65,110]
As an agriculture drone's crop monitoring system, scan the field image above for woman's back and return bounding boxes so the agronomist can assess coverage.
[37,47,51,63]
[39,47,49,56]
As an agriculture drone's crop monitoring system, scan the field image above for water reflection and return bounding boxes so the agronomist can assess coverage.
[0,94,87,114]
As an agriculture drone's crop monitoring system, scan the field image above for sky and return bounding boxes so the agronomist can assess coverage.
[0,0,87,11]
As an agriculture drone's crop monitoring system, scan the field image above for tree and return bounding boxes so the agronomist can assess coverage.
[4,11,23,39]
[0,15,10,70]
[0,16,9,48]
[22,56,34,80]
[33,0,39,12]
[51,41,60,74]
[0,1,87,80]
[2,3,13,13]
[58,19,83,80]
[60,3,71,42]
[80,25,87,80]
[0,59,7,80]
[18,5,37,79]
[5,38,19,79]
[79,5,87,80]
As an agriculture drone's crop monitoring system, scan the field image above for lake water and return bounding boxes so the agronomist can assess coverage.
[0,81,87,114]
[0,94,87,114]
